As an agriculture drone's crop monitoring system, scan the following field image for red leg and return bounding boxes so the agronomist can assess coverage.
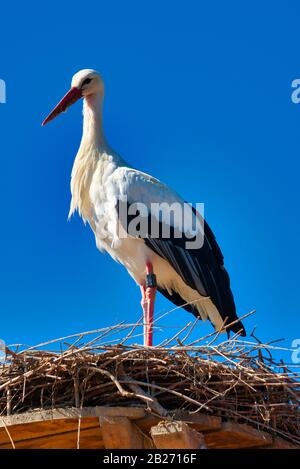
[140,262,157,346]
[140,285,148,344]
[145,284,156,346]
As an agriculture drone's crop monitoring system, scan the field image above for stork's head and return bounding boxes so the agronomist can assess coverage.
[71,69,104,97]
[42,69,103,126]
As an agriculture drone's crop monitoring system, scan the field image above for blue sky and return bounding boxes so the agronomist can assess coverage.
[0,1,299,359]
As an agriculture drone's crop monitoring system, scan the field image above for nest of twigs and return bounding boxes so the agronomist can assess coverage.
[0,312,299,446]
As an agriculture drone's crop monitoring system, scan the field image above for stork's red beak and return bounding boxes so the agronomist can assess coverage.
[42,87,82,126]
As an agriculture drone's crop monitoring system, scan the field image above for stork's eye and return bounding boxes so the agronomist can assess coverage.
[81,77,92,87]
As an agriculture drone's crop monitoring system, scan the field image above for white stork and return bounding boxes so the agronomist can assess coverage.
[42,69,246,346]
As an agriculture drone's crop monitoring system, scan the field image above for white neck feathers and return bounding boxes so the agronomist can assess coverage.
[69,93,105,221]
[80,93,106,151]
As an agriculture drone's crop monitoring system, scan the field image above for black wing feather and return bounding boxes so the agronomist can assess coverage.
[144,216,246,336]
[120,201,246,336]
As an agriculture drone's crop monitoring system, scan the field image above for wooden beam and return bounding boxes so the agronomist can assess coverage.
[150,421,206,449]
[99,416,145,449]
[0,406,297,450]
[0,406,145,428]
[0,426,105,449]
[0,414,111,449]
[136,412,221,434]
[173,411,221,432]
[204,422,273,449]
[259,436,300,449]
[0,407,145,449]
